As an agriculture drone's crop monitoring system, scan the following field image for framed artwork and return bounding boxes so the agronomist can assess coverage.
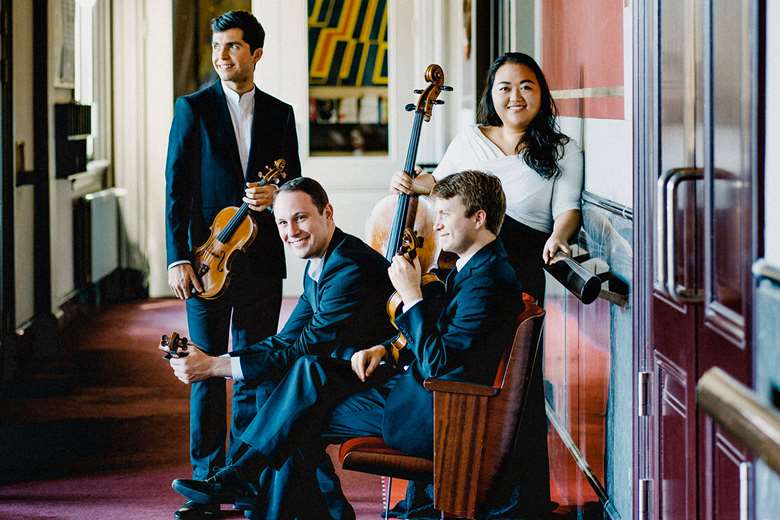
[308,0,389,156]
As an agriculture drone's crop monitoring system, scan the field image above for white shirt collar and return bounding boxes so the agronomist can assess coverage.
[454,241,491,272]
[221,81,254,108]
[307,258,324,282]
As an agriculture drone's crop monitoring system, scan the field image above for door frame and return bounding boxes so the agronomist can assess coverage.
[632,0,652,517]
[0,0,15,380]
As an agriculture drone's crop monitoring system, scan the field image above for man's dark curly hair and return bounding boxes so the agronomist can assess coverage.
[210,10,265,52]
[477,52,570,179]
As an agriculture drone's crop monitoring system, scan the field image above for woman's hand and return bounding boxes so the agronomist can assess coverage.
[389,169,435,195]
[543,210,581,263]
[542,234,571,264]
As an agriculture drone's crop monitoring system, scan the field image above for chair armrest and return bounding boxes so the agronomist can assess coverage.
[423,378,499,396]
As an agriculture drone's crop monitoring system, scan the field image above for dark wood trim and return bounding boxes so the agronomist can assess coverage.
[31,0,58,356]
[473,0,494,113]
[1,0,15,379]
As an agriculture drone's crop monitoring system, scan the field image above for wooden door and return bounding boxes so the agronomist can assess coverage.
[642,0,758,518]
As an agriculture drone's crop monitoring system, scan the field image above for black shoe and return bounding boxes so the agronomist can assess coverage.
[173,500,219,519]
[172,466,257,505]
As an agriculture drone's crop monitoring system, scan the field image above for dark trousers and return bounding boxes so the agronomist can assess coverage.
[239,375,358,520]
[185,269,282,479]
[243,356,397,520]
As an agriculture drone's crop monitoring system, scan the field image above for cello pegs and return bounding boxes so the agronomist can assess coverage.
[433,100,445,105]
[413,89,424,94]
[442,85,454,92]
[405,103,416,112]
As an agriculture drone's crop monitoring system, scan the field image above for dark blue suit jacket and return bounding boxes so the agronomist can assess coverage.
[231,228,395,381]
[382,239,524,457]
[165,81,301,279]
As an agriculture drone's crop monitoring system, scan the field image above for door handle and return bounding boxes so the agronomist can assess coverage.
[655,168,678,294]
[656,168,704,303]
[665,167,703,303]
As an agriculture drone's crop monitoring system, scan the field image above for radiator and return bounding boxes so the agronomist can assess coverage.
[74,188,120,287]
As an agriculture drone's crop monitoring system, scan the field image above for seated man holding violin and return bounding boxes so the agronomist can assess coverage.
[162,177,395,519]
[168,170,526,519]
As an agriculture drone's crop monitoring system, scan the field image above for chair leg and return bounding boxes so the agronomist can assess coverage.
[384,476,393,520]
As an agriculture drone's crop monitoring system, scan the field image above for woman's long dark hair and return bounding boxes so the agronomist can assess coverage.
[477,52,569,179]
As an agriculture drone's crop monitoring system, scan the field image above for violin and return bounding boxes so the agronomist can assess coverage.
[160,331,189,359]
[365,64,452,355]
[192,159,287,300]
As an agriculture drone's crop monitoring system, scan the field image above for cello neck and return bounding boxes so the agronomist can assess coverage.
[386,111,424,260]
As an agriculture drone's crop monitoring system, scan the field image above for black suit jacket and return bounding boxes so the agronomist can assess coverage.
[382,239,524,457]
[165,81,301,279]
[231,228,395,381]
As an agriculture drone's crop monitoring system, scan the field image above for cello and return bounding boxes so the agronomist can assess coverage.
[365,64,452,353]
[192,159,287,300]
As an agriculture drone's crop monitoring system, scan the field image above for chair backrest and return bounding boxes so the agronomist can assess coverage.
[478,296,545,502]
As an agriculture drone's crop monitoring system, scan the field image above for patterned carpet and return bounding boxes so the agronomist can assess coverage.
[0,298,388,520]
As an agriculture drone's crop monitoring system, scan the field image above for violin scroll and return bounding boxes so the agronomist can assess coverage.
[161,331,189,359]
[260,159,287,186]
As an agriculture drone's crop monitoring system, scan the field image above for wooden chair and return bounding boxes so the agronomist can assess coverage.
[339,295,545,519]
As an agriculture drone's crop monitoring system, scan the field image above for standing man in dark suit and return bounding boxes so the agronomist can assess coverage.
[164,177,394,519]
[170,170,525,519]
[165,10,301,519]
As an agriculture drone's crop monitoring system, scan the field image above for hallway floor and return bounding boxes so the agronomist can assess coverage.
[0,299,383,519]
[0,298,603,519]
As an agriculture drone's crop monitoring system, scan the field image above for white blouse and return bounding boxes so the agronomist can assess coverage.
[433,125,583,234]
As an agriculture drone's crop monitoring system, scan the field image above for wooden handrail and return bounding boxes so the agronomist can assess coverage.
[696,367,780,475]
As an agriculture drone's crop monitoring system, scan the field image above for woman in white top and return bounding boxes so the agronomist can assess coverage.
[392,52,583,301]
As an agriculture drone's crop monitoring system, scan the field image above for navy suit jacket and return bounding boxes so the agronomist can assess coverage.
[382,239,524,457]
[165,81,301,279]
[231,228,395,381]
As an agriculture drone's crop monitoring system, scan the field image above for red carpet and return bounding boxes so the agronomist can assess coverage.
[0,298,385,519]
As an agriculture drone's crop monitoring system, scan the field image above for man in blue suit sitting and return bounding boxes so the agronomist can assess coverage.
[164,177,394,519]
[170,170,525,519]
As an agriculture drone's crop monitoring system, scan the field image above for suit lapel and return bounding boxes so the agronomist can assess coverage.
[450,240,502,292]
[303,268,319,313]
[246,88,274,182]
[210,82,244,185]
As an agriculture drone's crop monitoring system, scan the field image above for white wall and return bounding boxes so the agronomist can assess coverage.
[112,0,172,298]
[556,2,633,209]
[766,0,780,265]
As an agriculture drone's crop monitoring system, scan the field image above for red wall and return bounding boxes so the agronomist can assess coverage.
[541,0,624,119]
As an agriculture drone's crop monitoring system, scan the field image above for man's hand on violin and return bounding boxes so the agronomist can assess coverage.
[243,181,278,213]
[351,345,387,382]
[168,264,203,299]
[388,255,423,306]
[159,341,230,383]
